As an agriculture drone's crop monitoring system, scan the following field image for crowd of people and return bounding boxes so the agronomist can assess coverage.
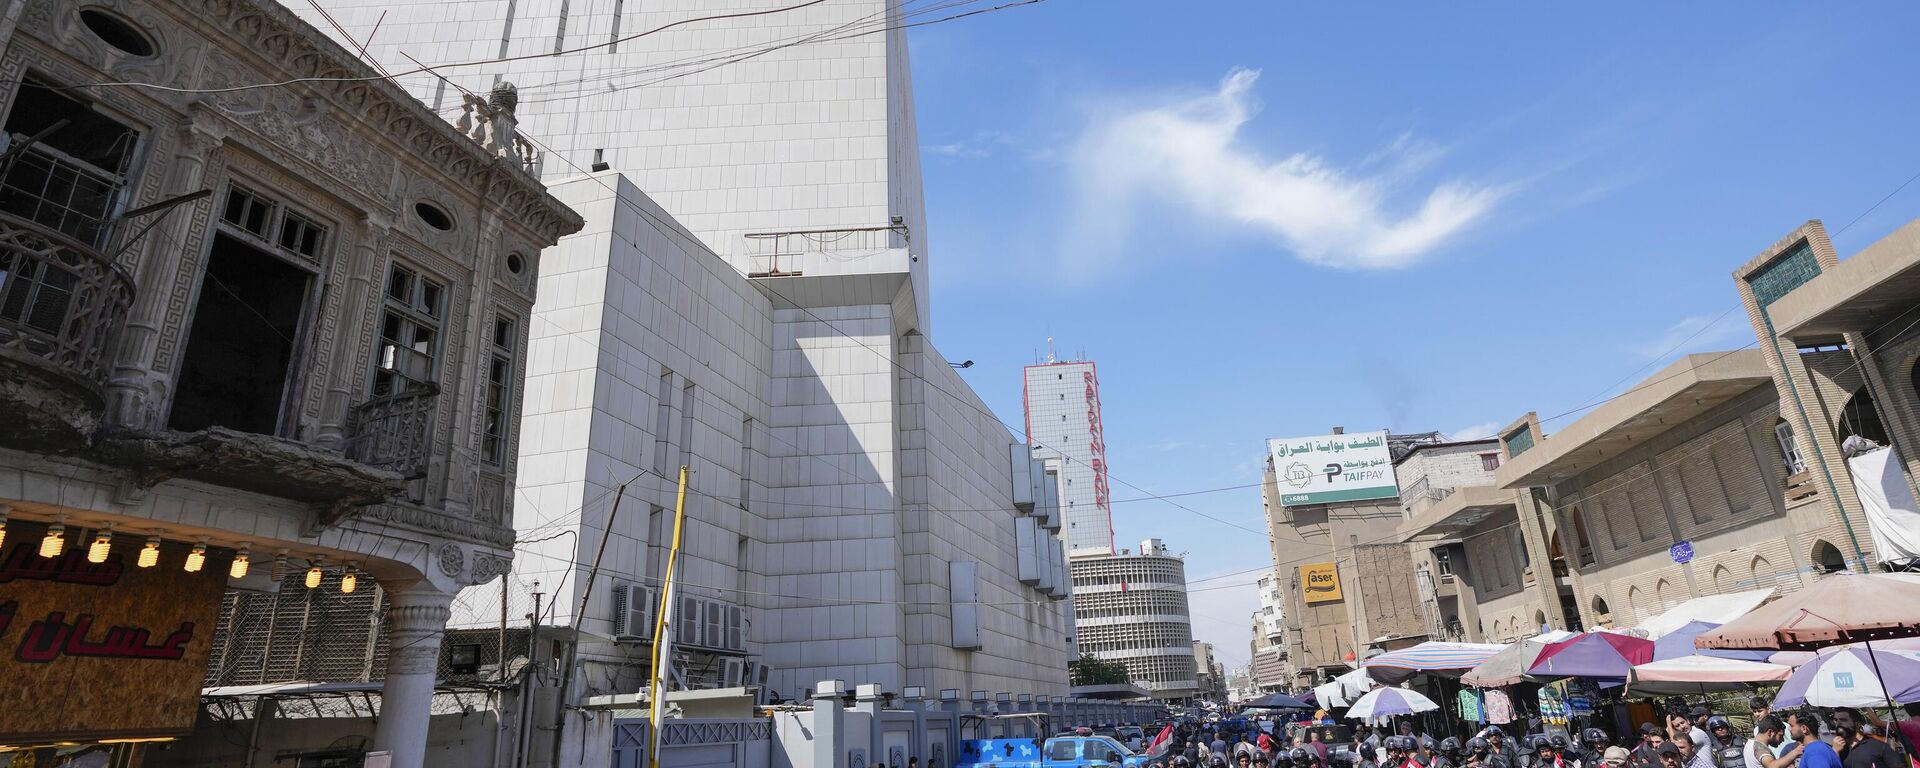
[1144,700,1920,768]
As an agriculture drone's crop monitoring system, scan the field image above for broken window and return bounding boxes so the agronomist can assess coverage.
[0,77,141,247]
[373,263,444,397]
[170,233,311,435]
[481,313,515,466]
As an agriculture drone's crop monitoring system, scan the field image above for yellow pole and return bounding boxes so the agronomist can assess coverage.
[648,466,690,767]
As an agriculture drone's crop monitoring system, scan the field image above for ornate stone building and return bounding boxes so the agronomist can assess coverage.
[0,1,578,765]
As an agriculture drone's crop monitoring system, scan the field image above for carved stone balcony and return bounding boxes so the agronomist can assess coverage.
[0,210,135,450]
[346,384,438,480]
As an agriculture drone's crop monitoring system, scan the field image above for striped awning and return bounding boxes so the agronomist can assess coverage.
[1362,642,1508,683]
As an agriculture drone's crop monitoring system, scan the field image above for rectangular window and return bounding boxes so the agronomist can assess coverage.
[373,264,445,396]
[1776,421,1806,474]
[481,314,516,466]
[222,185,277,238]
[677,381,695,475]
[0,77,140,247]
[1433,548,1453,577]
[646,506,666,583]
[277,209,325,258]
[1479,453,1501,471]
[738,416,753,509]
[652,370,673,476]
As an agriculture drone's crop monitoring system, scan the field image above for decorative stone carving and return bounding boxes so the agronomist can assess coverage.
[455,81,535,170]
[435,542,466,578]
[201,56,394,195]
[471,553,513,584]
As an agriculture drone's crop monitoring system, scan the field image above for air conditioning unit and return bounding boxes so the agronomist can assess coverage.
[722,657,746,688]
[677,595,703,648]
[703,598,723,650]
[724,604,746,651]
[612,585,658,642]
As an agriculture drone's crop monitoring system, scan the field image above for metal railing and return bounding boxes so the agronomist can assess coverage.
[742,224,909,277]
[345,384,438,479]
[0,209,135,386]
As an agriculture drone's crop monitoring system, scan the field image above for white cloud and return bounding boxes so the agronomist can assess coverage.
[1630,313,1743,359]
[1447,421,1503,442]
[924,130,1014,160]
[1068,68,1504,270]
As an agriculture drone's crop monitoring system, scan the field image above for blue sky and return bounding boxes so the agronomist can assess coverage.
[905,1,1920,666]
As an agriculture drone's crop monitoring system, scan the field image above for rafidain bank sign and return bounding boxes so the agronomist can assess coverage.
[1268,430,1399,506]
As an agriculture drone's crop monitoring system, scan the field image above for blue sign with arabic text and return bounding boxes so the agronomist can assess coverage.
[1670,541,1695,564]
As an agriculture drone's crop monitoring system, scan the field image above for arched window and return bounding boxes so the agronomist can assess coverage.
[1591,596,1612,625]
[1568,508,1596,567]
[1775,419,1806,474]
[1812,540,1847,574]
[1534,610,1548,632]
[1626,586,1642,623]
[1750,555,1774,588]
[1655,578,1673,610]
[1712,564,1734,592]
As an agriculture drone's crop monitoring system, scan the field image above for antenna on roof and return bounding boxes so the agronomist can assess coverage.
[1046,336,1056,364]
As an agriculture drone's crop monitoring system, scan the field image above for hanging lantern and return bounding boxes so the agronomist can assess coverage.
[305,562,323,589]
[341,569,358,594]
[87,527,114,564]
[39,522,65,558]
[230,547,251,579]
[183,540,207,573]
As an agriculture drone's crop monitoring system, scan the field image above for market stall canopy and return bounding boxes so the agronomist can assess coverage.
[1636,588,1775,640]
[1626,655,1793,696]
[1362,642,1508,684]
[1463,639,1548,688]
[1335,666,1375,698]
[1313,681,1348,708]
[1771,647,1920,708]
[1766,637,1920,667]
[1695,573,1920,651]
[1653,621,1773,662]
[1345,687,1439,721]
[1529,631,1654,679]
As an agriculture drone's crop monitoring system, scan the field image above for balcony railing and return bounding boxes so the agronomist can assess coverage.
[345,384,438,479]
[0,209,134,387]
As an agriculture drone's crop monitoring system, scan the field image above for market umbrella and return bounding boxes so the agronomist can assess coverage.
[1462,639,1546,688]
[1766,637,1920,667]
[1771,647,1920,708]
[1344,687,1440,721]
[1244,692,1313,710]
[1528,631,1655,679]
[1626,654,1794,696]
[1362,641,1508,684]
[1694,573,1920,650]
[1652,621,1772,662]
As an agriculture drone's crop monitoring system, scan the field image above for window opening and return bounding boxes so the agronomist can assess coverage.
[738,416,753,509]
[222,185,276,238]
[373,263,444,396]
[652,371,673,476]
[413,201,453,231]
[481,314,516,466]
[169,233,309,435]
[1479,452,1500,471]
[0,78,140,247]
[677,381,695,475]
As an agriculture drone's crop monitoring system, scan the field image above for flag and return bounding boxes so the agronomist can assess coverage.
[1145,725,1173,758]
[1120,579,1129,592]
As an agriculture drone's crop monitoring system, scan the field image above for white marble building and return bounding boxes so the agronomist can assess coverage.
[283,0,1075,727]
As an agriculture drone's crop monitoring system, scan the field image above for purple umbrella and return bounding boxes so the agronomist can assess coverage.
[1772,647,1920,708]
[1654,621,1773,662]
[1528,631,1655,679]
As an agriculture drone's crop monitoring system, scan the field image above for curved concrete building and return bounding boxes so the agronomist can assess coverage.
[1070,540,1199,699]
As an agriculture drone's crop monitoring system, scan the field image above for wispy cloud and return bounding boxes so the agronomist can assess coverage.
[1630,313,1743,359]
[924,130,1015,160]
[1447,421,1503,442]
[1067,68,1506,271]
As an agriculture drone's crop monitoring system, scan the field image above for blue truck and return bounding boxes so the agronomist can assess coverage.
[952,714,1155,768]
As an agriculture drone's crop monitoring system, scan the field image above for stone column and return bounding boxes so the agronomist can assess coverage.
[374,583,455,768]
[316,213,393,448]
[107,116,226,430]
[814,680,848,768]
[854,684,884,767]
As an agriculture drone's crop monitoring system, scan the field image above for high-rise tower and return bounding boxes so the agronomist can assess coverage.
[1024,358,1116,556]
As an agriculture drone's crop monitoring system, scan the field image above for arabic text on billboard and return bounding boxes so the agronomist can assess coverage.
[1268,430,1399,506]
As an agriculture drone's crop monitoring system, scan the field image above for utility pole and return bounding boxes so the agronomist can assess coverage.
[649,466,691,768]
[550,483,628,768]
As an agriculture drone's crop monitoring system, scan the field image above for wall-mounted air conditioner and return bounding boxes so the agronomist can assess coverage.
[612,584,658,642]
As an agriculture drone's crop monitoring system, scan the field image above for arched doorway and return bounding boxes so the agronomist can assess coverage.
[1838,387,1891,449]
[1534,609,1548,633]
[1813,540,1848,574]
[1591,596,1612,625]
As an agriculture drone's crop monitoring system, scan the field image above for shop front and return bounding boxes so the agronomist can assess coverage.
[0,519,231,766]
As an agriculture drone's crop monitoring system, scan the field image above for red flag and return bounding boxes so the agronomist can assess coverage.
[1145,725,1173,758]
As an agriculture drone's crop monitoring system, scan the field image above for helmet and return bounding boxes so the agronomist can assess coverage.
[1439,738,1462,755]
[1420,736,1438,752]
[1175,758,1194,767]
[1212,757,1229,768]
[1290,748,1313,765]
[1467,737,1490,755]
[1582,729,1609,745]
[1530,736,1551,751]
[1549,736,1568,751]
[1390,736,1414,752]
[1707,716,1732,731]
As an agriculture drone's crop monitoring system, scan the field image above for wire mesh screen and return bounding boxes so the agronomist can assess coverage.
[203,572,390,686]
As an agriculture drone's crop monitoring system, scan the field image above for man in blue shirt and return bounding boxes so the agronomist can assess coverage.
[1792,710,1844,768]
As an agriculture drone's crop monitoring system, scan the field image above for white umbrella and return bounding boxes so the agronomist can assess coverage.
[1627,654,1794,696]
[1344,687,1439,721]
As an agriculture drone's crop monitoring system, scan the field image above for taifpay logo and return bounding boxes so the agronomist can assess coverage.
[1833,672,1855,689]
